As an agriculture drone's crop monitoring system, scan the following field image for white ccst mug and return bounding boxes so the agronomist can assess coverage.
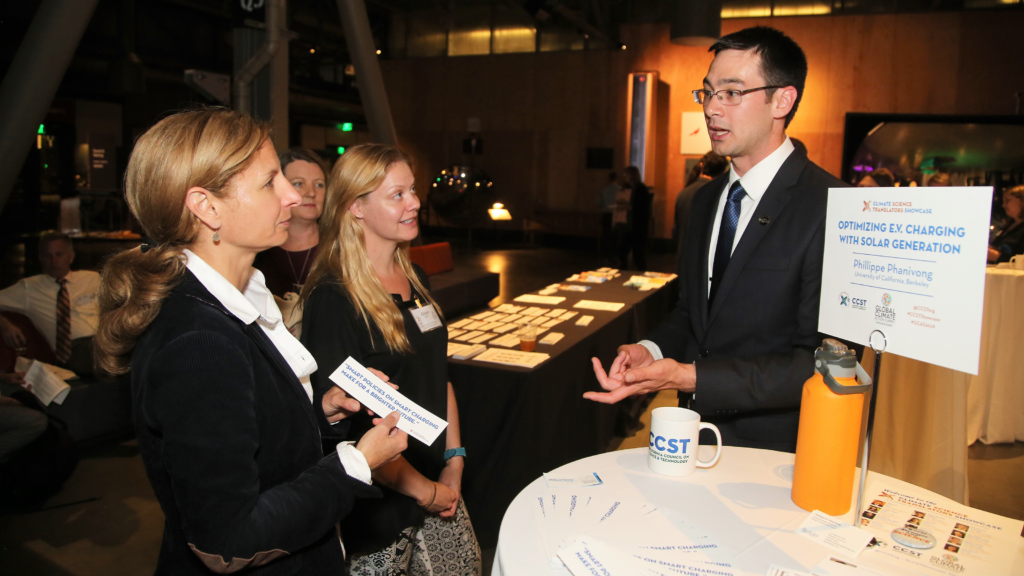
[648,407,722,477]
[1011,254,1024,270]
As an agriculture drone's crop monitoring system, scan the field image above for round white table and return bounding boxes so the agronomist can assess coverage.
[492,447,1024,576]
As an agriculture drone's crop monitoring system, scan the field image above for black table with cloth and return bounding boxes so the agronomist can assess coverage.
[447,274,677,548]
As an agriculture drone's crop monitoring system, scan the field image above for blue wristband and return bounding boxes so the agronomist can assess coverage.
[444,447,466,461]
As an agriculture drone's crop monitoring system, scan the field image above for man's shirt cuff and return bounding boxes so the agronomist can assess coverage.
[336,441,373,485]
[638,340,664,361]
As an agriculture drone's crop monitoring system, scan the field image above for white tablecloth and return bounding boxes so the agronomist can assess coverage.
[967,269,1024,444]
[865,268,1024,506]
[493,447,1024,576]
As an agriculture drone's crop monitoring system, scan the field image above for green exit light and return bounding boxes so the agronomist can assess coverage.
[337,147,346,155]
[341,122,353,132]
[38,124,45,135]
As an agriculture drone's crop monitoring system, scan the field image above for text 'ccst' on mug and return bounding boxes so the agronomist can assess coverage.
[647,407,722,477]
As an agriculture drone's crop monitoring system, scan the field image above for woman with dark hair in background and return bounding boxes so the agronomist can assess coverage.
[254,147,329,297]
[621,165,651,271]
[94,108,407,575]
[988,185,1024,263]
[300,143,481,576]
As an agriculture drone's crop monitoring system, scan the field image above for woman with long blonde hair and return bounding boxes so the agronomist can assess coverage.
[301,144,481,575]
[95,109,407,575]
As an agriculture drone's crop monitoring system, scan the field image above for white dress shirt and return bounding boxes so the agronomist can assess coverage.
[0,270,100,351]
[640,137,795,363]
[184,250,372,485]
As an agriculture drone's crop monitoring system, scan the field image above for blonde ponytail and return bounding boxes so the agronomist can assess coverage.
[94,108,270,376]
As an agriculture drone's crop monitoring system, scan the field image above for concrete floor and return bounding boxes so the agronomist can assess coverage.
[2,246,1020,575]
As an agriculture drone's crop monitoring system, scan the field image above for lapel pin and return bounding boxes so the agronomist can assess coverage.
[759,216,770,225]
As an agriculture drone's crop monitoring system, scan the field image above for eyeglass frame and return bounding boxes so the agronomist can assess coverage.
[692,86,781,106]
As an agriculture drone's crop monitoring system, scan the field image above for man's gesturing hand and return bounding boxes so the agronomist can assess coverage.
[585,345,695,404]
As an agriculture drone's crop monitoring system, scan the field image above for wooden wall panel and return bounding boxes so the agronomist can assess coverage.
[892,13,961,115]
[382,10,1024,239]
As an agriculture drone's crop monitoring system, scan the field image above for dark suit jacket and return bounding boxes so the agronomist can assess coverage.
[991,220,1024,262]
[674,176,712,275]
[131,270,379,575]
[646,148,847,452]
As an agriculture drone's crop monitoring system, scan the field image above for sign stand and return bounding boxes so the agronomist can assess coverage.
[855,329,886,521]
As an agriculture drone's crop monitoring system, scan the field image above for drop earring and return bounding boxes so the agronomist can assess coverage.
[212,228,220,242]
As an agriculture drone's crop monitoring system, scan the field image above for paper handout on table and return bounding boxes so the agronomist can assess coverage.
[558,536,739,576]
[515,294,566,305]
[473,347,549,368]
[796,510,874,558]
[22,359,71,405]
[16,356,77,381]
[447,342,472,356]
[573,300,625,312]
[766,566,814,576]
[490,333,521,347]
[539,332,564,345]
[853,483,1023,576]
[576,315,594,326]
[543,472,603,488]
[329,357,447,445]
[522,306,547,316]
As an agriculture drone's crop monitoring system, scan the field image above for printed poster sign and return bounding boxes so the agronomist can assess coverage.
[818,187,992,374]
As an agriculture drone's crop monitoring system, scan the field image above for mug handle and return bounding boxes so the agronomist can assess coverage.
[696,423,722,468]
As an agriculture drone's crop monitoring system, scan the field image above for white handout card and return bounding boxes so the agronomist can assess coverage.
[329,356,448,445]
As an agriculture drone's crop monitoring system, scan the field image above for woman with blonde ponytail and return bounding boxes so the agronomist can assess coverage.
[301,144,481,576]
[95,108,408,575]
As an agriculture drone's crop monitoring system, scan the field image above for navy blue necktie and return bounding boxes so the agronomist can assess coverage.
[710,180,745,306]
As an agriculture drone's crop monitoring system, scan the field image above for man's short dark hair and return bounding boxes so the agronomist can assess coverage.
[40,232,73,251]
[710,26,807,128]
[701,151,729,178]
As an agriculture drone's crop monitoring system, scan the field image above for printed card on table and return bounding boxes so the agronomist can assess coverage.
[329,357,447,445]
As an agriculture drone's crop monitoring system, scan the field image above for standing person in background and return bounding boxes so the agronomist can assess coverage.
[596,172,621,264]
[254,147,329,297]
[622,166,652,271]
[94,108,407,574]
[301,143,481,576]
[0,233,99,376]
[675,152,729,274]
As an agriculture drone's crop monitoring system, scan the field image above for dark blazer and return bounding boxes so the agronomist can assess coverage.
[991,220,1024,263]
[646,148,847,452]
[131,270,379,575]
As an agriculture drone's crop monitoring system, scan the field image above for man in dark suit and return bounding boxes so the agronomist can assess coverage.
[587,26,846,452]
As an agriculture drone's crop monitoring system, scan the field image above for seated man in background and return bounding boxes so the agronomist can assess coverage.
[0,233,100,376]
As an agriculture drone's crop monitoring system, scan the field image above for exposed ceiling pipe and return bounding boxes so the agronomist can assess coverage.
[336,0,398,145]
[234,0,283,116]
[0,0,101,214]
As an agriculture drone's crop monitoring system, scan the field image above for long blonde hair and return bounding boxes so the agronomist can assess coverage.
[95,108,271,376]
[301,143,437,354]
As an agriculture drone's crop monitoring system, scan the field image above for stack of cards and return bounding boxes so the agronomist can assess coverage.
[530,488,736,575]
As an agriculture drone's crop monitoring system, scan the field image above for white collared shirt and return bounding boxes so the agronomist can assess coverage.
[640,137,795,363]
[706,137,795,296]
[0,270,101,352]
[184,250,371,484]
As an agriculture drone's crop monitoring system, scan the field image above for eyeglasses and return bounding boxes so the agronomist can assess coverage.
[692,86,780,106]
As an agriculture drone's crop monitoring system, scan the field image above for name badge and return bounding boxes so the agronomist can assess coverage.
[410,301,442,333]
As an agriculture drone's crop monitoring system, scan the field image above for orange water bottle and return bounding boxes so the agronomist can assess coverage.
[791,339,873,516]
